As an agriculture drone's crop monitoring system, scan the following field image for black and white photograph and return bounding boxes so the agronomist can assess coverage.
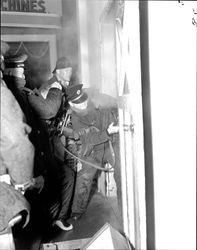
[0,0,196,249]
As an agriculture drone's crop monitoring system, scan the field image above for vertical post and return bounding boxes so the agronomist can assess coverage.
[139,1,155,250]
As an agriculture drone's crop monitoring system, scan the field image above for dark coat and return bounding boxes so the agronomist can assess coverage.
[3,75,53,178]
[71,102,118,165]
[28,76,63,120]
[27,77,69,163]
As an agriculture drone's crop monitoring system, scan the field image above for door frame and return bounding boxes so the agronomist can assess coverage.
[99,1,147,249]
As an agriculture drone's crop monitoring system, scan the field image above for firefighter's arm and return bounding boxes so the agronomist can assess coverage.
[83,107,119,145]
[62,125,108,144]
[28,87,62,119]
[79,121,119,146]
[62,111,119,145]
[79,127,110,146]
[44,88,62,117]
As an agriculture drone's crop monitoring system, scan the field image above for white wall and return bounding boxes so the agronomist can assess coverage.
[148,1,196,250]
[45,0,62,15]
[77,0,106,89]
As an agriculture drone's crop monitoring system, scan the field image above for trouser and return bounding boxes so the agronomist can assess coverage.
[42,160,75,222]
[71,158,98,214]
[103,138,122,217]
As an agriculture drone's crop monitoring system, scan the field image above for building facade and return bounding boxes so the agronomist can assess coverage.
[1,0,117,96]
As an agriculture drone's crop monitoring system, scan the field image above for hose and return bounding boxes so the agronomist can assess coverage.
[62,142,114,172]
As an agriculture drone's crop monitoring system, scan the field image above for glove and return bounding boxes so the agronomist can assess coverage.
[62,127,79,140]
[76,161,82,172]
[62,127,74,136]
[23,87,41,97]
[107,122,119,135]
[32,88,42,96]
[28,175,45,193]
[24,124,32,135]
[34,175,45,193]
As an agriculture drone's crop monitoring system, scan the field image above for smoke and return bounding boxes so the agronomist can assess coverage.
[56,0,80,84]
[2,0,119,103]
[84,87,117,109]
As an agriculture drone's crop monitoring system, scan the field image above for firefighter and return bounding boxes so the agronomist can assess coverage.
[27,57,74,162]
[28,56,73,121]
[61,84,120,220]
[3,54,74,232]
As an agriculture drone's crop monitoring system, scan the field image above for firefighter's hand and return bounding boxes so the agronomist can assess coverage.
[73,131,79,140]
[24,87,41,97]
[31,175,45,193]
[62,127,74,136]
[63,127,79,140]
[107,122,119,134]
[76,161,82,172]
[24,124,32,135]
[32,88,42,97]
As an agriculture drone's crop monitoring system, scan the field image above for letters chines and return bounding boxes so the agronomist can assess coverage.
[1,0,46,13]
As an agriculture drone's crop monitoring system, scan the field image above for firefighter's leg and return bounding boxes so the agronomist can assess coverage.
[44,161,75,222]
[71,163,97,216]
[45,164,75,231]
[55,163,75,221]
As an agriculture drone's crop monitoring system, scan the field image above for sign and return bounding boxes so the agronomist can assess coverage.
[1,0,46,13]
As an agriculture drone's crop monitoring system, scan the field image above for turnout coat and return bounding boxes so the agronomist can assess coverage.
[28,76,64,120]
[3,75,52,178]
[70,102,119,166]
